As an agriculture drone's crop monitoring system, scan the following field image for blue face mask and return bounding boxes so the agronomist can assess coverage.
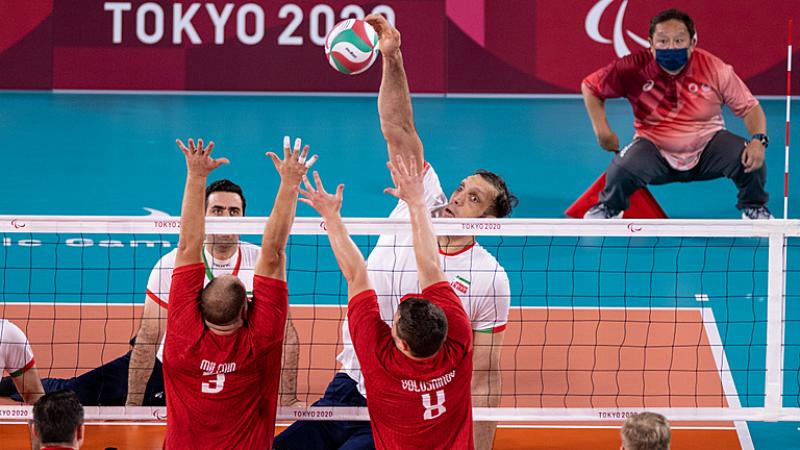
[655,48,689,72]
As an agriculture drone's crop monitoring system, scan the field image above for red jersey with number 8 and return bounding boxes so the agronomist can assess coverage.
[348,281,474,450]
[163,263,287,450]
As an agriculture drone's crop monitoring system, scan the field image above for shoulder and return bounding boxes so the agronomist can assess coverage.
[465,243,507,274]
[0,320,27,345]
[239,241,261,257]
[612,49,654,73]
[152,248,179,271]
[691,48,732,74]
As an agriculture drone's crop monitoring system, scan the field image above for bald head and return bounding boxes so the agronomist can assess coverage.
[200,275,247,326]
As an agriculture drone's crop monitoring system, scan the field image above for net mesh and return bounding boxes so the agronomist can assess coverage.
[0,216,798,422]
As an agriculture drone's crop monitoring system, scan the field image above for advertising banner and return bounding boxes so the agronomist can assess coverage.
[1,1,797,95]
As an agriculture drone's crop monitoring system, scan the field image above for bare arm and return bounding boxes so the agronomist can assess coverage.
[581,82,619,152]
[743,104,767,135]
[175,139,228,268]
[256,137,316,280]
[299,172,372,299]
[279,313,301,406]
[126,297,166,406]
[12,366,43,404]
[471,331,505,450]
[741,104,767,173]
[365,13,424,172]
[384,155,445,289]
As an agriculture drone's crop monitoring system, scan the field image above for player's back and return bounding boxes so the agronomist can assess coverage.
[349,282,475,450]
[163,264,288,450]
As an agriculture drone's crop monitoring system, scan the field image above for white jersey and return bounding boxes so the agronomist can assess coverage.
[338,164,511,397]
[0,320,35,377]
[146,242,261,361]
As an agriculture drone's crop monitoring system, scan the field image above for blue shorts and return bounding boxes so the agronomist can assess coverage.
[273,373,374,450]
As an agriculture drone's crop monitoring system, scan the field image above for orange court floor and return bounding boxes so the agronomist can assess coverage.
[0,303,747,449]
[0,423,742,450]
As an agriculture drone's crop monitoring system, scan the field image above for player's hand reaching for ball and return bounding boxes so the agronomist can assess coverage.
[384,154,424,207]
[365,13,400,58]
[299,171,344,220]
[266,136,318,188]
[177,138,228,177]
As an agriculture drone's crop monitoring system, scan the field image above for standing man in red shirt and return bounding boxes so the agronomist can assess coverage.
[582,8,771,219]
[162,136,315,449]
[299,154,474,450]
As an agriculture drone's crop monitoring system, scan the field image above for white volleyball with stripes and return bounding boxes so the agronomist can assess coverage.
[324,19,379,75]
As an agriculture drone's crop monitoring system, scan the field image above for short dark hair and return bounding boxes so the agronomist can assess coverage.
[649,9,695,39]
[475,170,518,218]
[200,276,247,326]
[33,390,83,445]
[206,179,246,214]
[395,298,448,358]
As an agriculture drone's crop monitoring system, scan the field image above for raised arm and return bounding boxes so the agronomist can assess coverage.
[384,154,445,289]
[256,136,317,280]
[175,139,228,268]
[365,14,424,172]
[299,172,372,298]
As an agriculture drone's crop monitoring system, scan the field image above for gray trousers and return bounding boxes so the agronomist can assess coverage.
[600,130,768,211]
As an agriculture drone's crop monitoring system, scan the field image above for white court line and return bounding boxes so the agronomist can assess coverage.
[702,308,755,450]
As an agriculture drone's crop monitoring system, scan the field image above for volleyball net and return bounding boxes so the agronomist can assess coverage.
[1,216,799,423]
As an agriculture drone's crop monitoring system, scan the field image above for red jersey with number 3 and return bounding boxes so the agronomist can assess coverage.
[163,263,287,450]
[349,281,474,450]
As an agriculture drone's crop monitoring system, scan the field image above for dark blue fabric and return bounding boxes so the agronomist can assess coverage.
[9,351,164,406]
[273,373,374,450]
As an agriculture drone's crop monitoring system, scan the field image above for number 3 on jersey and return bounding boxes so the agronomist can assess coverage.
[202,373,225,394]
[421,390,446,420]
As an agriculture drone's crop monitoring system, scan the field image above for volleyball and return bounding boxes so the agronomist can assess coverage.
[324,19,379,75]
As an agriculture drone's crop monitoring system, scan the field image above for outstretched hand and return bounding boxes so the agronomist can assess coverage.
[384,154,424,206]
[364,13,400,57]
[298,171,344,219]
[266,136,319,187]
[177,138,228,176]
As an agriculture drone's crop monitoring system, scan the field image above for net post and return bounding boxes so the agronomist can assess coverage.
[785,18,793,219]
[764,232,786,419]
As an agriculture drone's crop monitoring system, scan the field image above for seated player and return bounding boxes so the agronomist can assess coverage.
[31,390,85,450]
[1,319,44,404]
[162,137,313,449]
[620,412,671,450]
[274,14,514,450]
[299,155,475,450]
[0,179,302,408]
[582,9,771,219]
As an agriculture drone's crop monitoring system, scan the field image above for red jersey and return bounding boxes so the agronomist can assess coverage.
[162,263,288,450]
[583,48,758,170]
[348,281,474,450]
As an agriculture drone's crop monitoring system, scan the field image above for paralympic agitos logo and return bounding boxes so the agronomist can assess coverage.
[585,0,651,58]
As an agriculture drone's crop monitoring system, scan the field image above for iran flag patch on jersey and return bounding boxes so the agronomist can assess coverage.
[451,276,471,294]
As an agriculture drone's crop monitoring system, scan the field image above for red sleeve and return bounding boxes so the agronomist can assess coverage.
[582,59,626,100]
[347,290,392,369]
[250,275,289,341]
[165,263,206,349]
[422,282,473,349]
